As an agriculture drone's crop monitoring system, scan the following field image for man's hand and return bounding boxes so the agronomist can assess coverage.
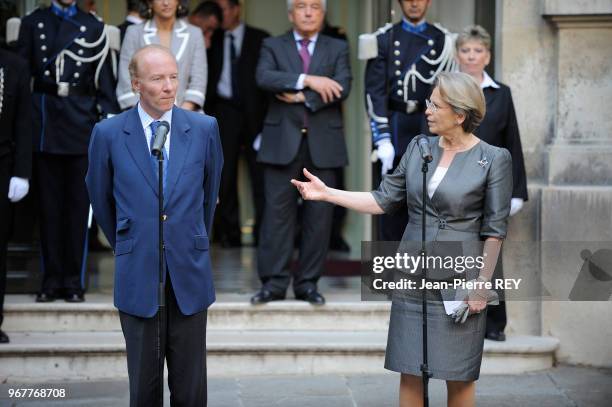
[304,75,343,104]
[276,91,305,104]
[8,177,29,202]
[375,138,395,175]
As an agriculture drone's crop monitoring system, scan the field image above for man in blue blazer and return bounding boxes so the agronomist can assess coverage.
[86,45,223,406]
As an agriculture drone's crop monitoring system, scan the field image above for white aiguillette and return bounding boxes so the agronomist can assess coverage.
[358,23,393,60]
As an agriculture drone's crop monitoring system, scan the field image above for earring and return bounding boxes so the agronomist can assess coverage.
[147,7,152,19]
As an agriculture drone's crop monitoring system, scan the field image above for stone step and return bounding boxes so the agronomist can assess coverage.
[3,300,392,332]
[0,332,559,382]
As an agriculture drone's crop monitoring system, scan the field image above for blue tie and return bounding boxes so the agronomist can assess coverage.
[149,121,168,193]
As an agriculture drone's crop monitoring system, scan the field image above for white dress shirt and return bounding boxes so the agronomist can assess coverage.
[138,103,173,158]
[217,22,245,99]
[293,30,319,90]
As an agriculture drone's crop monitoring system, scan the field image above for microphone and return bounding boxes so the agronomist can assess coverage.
[151,121,170,158]
[416,134,433,163]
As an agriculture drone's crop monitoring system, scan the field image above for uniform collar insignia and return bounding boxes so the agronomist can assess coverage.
[51,1,77,19]
[401,18,427,34]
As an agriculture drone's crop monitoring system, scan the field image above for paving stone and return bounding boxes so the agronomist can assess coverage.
[241,395,355,407]
[1,367,609,406]
[237,374,350,400]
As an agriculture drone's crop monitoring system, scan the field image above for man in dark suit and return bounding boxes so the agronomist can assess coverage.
[117,0,143,44]
[16,0,119,303]
[86,45,223,406]
[206,0,269,247]
[0,49,32,344]
[189,1,223,50]
[252,0,351,305]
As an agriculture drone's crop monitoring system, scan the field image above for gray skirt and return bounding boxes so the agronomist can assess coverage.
[384,295,486,381]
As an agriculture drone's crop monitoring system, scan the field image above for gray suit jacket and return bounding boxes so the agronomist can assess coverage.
[256,31,351,168]
[116,19,207,109]
[373,136,513,243]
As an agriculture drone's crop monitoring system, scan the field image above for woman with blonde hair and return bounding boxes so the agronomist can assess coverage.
[456,24,529,342]
[117,0,207,111]
[292,72,512,406]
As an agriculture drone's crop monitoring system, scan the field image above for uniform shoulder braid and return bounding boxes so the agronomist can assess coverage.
[358,22,393,60]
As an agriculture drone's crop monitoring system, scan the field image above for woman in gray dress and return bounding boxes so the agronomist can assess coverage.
[116,0,207,111]
[292,72,512,406]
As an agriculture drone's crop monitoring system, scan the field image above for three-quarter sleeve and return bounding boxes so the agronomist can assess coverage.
[116,25,139,109]
[480,147,513,238]
[183,26,207,107]
[371,141,416,214]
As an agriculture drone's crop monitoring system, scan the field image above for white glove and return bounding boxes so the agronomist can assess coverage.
[252,133,262,152]
[8,177,29,203]
[509,198,524,217]
[375,138,395,175]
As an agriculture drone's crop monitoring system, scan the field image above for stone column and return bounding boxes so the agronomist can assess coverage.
[543,0,612,185]
[539,0,612,367]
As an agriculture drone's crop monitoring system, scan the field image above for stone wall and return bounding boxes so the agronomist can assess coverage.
[499,0,612,367]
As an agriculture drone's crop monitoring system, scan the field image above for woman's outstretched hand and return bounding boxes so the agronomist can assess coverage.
[291,168,328,201]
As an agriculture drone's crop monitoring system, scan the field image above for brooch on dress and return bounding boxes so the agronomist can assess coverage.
[477,157,488,168]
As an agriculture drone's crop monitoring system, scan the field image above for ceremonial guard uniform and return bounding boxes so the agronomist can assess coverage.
[361,19,455,241]
[16,1,119,302]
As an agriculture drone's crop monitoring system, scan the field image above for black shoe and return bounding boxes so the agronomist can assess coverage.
[0,330,9,343]
[250,289,285,305]
[329,236,351,252]
[296,289,326,305]
[35,292,57,303]
[485,331,506,341]
[64,293,85,303]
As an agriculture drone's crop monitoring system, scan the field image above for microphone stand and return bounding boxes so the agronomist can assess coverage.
[154,151,166,407]
[420,158,432,407]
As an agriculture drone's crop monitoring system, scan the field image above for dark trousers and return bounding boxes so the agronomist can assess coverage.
[211,100,264,244]
[119,276,208,407]
[36,153,89,295]
[330,168,347,241]
[257,138,336,296]
[486,256,507,333]
[0,157,11,328]
[374,155,407,241]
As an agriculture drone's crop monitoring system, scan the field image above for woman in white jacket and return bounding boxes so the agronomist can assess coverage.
[117,0,207,111]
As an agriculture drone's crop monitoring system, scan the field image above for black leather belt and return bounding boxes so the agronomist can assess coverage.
[388,99,421,114]
[33,79,95,97]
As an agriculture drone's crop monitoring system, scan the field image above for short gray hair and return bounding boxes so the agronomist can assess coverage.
[129,44,176,79]
[435,72,486,134]
[456,25,492,51]
[287,0,326,11]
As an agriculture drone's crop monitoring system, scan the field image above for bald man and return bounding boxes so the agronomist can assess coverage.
[86,45,223,406]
